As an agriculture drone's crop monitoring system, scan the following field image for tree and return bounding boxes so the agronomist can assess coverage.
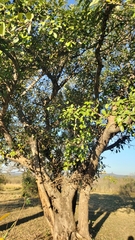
[0,0,135,239]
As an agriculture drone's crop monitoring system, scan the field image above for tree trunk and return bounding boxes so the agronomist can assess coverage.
[36,173,92,240]
[36,175,80,240]
[52,180,79,240]
[53,196,77,240]
[36,176,54,234]
[77,185,92,240]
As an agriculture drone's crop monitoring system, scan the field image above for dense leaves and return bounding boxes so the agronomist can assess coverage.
[0,0,135,175]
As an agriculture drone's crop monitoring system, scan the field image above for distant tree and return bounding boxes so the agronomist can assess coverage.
[0,174,7,190]
[119,178,135,198]
[0,174,7,185]
[0,0,135,239]
[22,170,38,197]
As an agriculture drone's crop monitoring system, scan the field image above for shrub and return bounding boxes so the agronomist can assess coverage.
[0,174,7,184]
[22,170,38,197]
[119,178,135,197]
[0,174,7,191]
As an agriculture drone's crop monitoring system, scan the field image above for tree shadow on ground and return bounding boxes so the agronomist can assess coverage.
[0,211,44,231]
[89,193,135,238]
[0,197,43,231]
[0,197,41,212]
[1,194,135,238]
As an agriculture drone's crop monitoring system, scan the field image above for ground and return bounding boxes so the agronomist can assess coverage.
[0,174,135,240]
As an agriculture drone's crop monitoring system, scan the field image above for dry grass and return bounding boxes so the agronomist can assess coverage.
[0,174,135,240]
[92,175,135,196]
[0,177,51,240]
[3,183,22,191]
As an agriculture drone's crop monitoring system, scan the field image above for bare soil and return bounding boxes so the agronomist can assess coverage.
[0,184,135,240]
[89,193,135,240]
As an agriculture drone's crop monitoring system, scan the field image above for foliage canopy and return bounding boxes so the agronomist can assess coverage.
[0,0,134,169]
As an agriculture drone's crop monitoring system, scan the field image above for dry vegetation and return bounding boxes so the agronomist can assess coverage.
[0,173,135,240]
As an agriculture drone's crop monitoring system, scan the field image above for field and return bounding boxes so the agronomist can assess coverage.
[0,174,135,240]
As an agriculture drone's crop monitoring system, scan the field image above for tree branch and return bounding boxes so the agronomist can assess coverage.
[21,71,44,96]
[28,135,59,195]
[94,4,115,100]
[6,154,31,169]
[89,115,120,174]
[103,135,130,152]
[0,38,20,77]
[0,118,13,148]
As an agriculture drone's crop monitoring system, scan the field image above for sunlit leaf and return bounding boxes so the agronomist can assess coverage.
[0,22,5,36]
[25,13,34,21]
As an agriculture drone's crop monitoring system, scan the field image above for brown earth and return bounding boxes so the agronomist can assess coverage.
[0,178,135,240]
[0,188,51,240]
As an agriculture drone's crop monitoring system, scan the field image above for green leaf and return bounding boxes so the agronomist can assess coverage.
[89,0,100,9]
[18,13,24,21]
[102,109,106,116]
[13,37,19,43]
[10,150,17,157]
[25,13,34,21]
[53,32,57,38]
[116,116,122,124]
[0,22,5,36]
[65,41,73,47]
[119,125,124,132]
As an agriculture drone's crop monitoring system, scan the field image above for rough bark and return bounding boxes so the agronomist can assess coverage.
[89,115,120,173]
[37,176,79,240]
[53,196,76,240]
[36,176,54,234]
[77,185,92,240]
[52,180,78,240]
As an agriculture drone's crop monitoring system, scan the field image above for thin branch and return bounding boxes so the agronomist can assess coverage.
[17,105,31,127]
[21,71,44,96]
[0,39,20,119]
[6,154,31,170]
[0,118,13,148]
[0,38,20,75]
[94,4,115,100]
[103,135,130,152]
[59,65,80,89]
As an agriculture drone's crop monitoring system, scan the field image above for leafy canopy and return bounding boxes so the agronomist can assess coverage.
[0,0,135,178]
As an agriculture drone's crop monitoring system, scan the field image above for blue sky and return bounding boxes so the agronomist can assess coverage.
[68,0,76,4]
[102,140,135,175]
